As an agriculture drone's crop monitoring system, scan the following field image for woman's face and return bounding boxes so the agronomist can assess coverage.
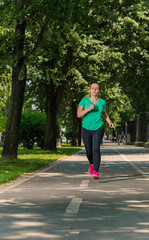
[90,84,100,96]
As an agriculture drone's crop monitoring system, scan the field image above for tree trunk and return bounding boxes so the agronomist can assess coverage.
[1,2,26,159]
[43,47,73,150]
[78,118,82,146]
[71,101,78,146]
[2,69,26,159]
[43,80,57,150]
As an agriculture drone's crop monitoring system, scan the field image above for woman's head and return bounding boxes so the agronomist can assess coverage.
[90,83,100,97]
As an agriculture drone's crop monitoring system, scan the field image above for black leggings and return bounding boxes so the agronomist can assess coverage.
[82,126,104,172]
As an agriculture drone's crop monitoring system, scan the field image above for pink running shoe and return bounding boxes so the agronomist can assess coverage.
[93,171,99,179]
[89,165,94,175]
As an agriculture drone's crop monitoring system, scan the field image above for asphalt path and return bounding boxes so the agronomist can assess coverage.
[0,143,149,240]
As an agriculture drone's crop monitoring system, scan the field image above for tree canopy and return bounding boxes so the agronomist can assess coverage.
[0,0,148,157]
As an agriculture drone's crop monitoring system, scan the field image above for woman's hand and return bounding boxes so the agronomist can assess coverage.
[88,104,94,111]
[77,104,94,118]
[102,108,114,128]
[109,122,114,128]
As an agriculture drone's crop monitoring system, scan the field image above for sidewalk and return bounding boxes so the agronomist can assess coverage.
[0,144,149,240]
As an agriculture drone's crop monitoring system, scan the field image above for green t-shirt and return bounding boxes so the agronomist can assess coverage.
[79,97,106,130]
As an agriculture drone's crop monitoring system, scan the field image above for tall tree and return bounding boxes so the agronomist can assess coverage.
[1,0,148,158]
[103,0,149,114]
[43,46,73,150]
[2,0,27,159]
[40,0,125,150]
[0,0,55,158]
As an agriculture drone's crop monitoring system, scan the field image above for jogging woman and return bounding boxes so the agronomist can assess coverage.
[77,83,114,179]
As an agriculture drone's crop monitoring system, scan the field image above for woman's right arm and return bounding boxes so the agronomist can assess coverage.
[77,105,94,118]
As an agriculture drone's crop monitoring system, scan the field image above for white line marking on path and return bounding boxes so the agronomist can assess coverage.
[65,198,83,214]
[79,180,90,190]
[65,180,89,215]
[0,160,62,194]
[113,148,148,177]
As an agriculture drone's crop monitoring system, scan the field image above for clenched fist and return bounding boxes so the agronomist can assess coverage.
[88,104,95,111]
[109,122,114,128]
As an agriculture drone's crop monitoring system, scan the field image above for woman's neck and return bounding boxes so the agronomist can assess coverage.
[89,95,99,103]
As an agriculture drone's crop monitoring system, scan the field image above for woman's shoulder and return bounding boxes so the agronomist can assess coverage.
[80,97,89,102]
[99,98,106,108]
[78,97,89,105]
[83,97,89,100]
[100,98,106,103]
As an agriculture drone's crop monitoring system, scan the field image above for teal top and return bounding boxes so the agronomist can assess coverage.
[79,97,106,130]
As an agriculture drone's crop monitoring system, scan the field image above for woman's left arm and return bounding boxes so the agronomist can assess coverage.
[102,108,114,128]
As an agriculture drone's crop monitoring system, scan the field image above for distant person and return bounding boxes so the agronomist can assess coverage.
[112,129,117,142]
[117,134,121,145]
[120,131,125,145]
[77,83,114,179]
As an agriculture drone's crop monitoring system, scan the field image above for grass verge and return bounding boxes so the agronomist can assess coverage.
[0,144,83,184]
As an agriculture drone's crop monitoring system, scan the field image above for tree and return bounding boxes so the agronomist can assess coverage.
[101,83,136,136]
[43,46,73,150]
[105,0,149,114]
[1,0,27,159]
[1,0,148,158]
[0,0,58,158]
[59,80,88,146]
[29,0,148,148]
[24,76,46,113]
[41,0,126,149]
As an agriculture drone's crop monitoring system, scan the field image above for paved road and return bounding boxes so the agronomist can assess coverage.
[0,143,149,240]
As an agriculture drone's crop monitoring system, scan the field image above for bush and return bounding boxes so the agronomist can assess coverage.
[19,110,46,149]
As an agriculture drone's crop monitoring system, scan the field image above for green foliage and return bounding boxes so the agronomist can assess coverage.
[19,110,46,149]
[108,1,149,114]
[19,109,61,149]
[24,78,46,112]
[0,0,149,151]
[101,83,136,135]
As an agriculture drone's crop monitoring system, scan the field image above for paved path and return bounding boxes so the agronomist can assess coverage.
[0,143,149,240]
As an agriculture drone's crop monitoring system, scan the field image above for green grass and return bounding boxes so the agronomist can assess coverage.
[0,144,83,184]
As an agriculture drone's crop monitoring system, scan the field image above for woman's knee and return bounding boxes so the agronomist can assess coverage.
[93,146,100,153]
